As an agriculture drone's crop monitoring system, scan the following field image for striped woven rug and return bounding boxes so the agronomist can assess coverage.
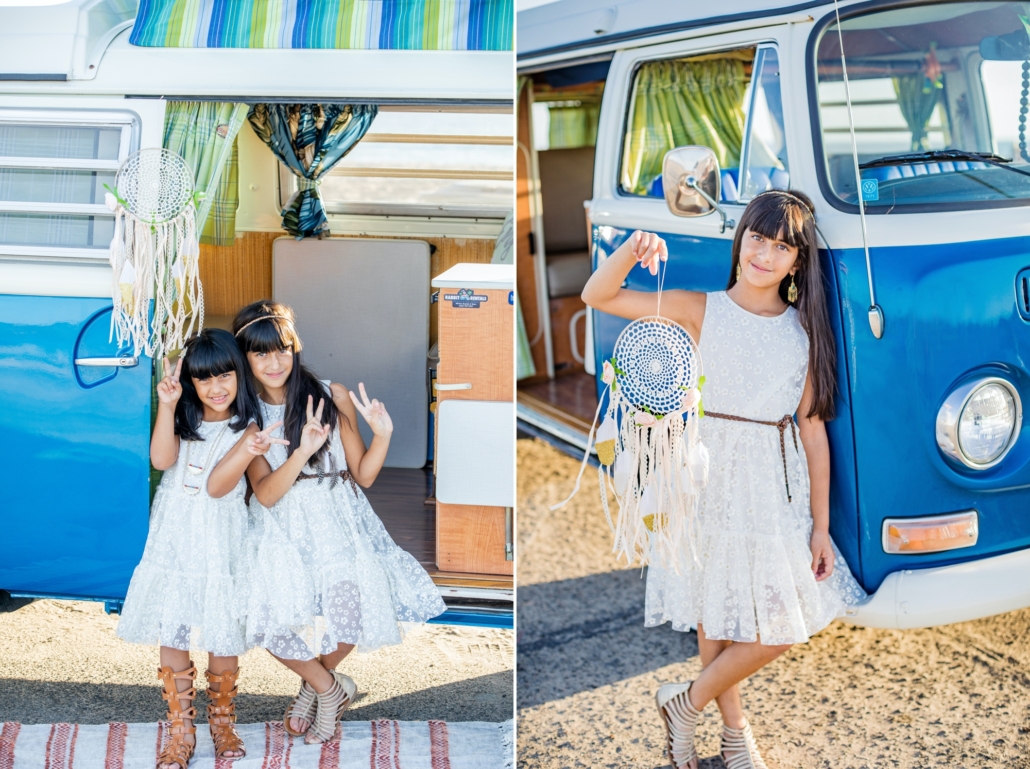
[0,720,512,768]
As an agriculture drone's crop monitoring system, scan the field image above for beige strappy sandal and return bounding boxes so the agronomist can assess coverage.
[156,663,198,769]
[721,720,769,769]
[283,680,317,736]
[655,681,702,769]
[304,670,357,745]
[205,668,246,761]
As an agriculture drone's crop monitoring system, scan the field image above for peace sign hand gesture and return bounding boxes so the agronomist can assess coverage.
[299,396,331,458]
[246,420,290,456]
[349,383,393,438]
[156,357,183,406]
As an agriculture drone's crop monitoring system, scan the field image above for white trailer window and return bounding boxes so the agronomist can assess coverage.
[280,109,513,219]
[0,113,135,257]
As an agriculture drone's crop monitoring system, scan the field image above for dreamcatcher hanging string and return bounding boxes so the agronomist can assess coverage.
[551,253,708,572]
[106,149,205,361]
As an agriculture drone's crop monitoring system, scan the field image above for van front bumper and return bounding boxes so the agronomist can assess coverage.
[847,547,1030,629]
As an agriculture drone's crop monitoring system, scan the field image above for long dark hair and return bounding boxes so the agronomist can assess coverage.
[231,300,344,469]
[174,328,262,441]
[726,189,836,421]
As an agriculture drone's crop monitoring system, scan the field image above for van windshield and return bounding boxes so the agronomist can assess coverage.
[815,2,1030,210]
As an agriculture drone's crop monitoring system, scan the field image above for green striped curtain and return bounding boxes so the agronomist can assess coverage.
[548,103,600,150]
[163,102,249,246]
[621,57,749,195]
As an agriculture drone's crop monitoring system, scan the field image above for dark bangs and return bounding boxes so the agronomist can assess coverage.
[741,193,810,251]
[232,301,303,354]
[174,328,262,441]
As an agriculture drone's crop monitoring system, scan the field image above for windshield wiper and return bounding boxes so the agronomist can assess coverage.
[860,149,1030,178]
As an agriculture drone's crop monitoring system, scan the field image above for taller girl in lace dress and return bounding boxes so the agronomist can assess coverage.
[581,190,866,769]
[226,301,446,745]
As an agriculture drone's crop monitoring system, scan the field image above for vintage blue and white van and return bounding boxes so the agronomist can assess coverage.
[517,0,1030,629]
[0,0,514,627]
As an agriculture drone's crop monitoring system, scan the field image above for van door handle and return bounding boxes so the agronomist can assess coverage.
[74,356,138,367]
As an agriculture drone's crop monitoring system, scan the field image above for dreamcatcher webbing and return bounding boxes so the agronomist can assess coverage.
[551,256,708,572]
[107,149,205,361]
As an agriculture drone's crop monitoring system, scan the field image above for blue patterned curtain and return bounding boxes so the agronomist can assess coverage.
[247,104,377,238]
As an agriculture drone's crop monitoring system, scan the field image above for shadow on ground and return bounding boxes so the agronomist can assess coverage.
[0,672,513,725]
[517,569,698,709]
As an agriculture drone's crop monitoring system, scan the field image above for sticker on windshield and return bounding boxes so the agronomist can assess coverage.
[860,178,879,202]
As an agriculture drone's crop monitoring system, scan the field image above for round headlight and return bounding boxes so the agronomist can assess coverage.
[958,384,1016,464]
[937,377,1022,470]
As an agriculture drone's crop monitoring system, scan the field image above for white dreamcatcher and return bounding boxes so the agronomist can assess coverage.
[553,259,709,570]
[106,148,204,360]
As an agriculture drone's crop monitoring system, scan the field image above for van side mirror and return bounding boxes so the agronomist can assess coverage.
[662,146,736,233]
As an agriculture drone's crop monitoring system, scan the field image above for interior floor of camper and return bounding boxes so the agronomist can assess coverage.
[518,370,597,435]
[365,466,513,590]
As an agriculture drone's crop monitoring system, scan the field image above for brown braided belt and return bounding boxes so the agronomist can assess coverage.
[296,469,359,494]
[705,412,799,503]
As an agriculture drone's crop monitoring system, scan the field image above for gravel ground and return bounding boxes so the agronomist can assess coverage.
[517,437,1030,769]
[0,599,513,725]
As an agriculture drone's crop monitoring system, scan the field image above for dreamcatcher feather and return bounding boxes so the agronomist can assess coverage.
[106,148,204,360]
[552,262,709,571]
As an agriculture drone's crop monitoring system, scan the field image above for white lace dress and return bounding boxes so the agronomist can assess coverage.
[244,399,446,659]
[117,420,250,656]
[645,291,866,645]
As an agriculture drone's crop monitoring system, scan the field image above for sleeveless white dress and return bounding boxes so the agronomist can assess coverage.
[118,420,250,656]
[645,291,866,645]
[244,398,446,659]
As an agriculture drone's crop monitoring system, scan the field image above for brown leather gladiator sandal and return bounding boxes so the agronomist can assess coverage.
[156,663,198,769]
[205,668,246,761]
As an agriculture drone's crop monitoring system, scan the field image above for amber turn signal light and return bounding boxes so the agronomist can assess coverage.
[882,511,978,554]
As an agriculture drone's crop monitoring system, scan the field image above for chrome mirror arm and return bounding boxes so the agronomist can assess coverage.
[681,175,736,233]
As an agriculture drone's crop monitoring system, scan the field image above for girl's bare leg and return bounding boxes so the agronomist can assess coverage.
[689,626,791,765]
[206,654,243,758]
[319,643,355,672]
[696,625,746,729]
[158,647,194,769]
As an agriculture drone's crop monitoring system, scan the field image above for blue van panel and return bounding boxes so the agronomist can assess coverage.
[0,294,151,600]
[834,237,1030,590]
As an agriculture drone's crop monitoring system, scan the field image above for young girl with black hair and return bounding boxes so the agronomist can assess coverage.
[227,300,445,745]
[581,190,866,769]
[118,328,283,769]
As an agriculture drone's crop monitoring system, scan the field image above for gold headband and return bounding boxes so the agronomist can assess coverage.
[234,314,292,337]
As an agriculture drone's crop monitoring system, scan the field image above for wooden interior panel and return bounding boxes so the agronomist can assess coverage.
[198,231,277,316]
[199,231,495,347]
[549,294,587,375]
[436,503,512,576]
[361,466,435,570]
[436,287,514,403]
[517,81,549,383]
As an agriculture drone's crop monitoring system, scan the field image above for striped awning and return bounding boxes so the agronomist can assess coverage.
[129,0,513,51]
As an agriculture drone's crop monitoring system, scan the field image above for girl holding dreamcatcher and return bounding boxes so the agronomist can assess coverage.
[218,301,446,745]
[580,190,866,769]
[117,329,286,769]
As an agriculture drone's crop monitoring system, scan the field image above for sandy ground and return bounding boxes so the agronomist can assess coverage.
[0,599,513,726]
[516,437,1030,769]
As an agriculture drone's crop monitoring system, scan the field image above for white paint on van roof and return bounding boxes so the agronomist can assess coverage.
[517,0,834,58]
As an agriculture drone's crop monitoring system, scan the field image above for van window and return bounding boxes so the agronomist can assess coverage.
[532,81,605,151]
[620,48,754,199]
[282,110,512,219]
[814,2,1030,210]
[0,117,133,253]
[739,47,790,200]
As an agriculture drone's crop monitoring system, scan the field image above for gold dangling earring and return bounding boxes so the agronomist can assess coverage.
[736,263,741,281]
[787,273,798,303]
